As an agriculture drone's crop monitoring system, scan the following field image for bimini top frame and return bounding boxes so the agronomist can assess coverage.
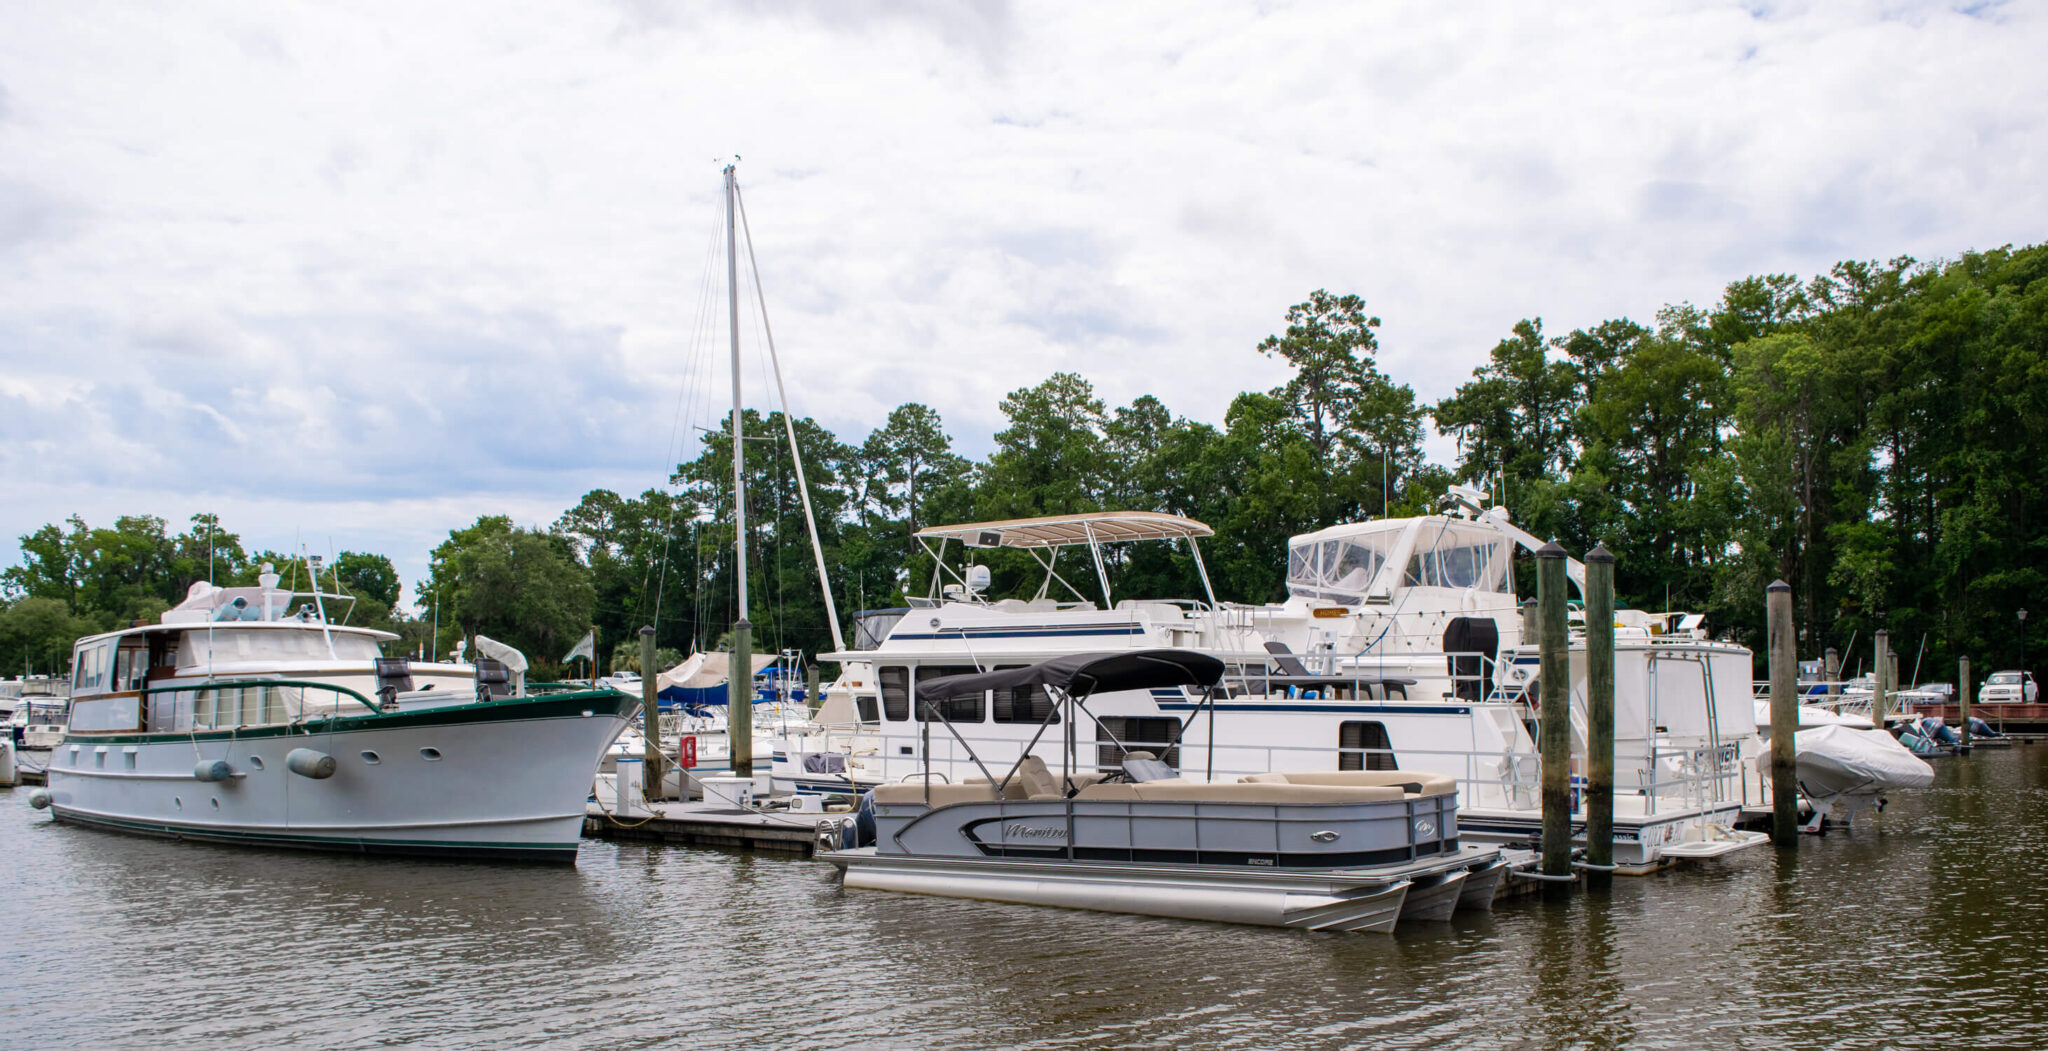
[914,649,1227,797]
[913,511,1219,610]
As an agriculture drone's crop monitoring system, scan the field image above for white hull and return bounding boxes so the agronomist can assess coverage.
[44,693,634,861]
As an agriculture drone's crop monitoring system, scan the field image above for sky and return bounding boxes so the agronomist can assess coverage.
[2,1,2043,609]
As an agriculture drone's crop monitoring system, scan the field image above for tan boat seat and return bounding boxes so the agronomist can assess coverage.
[1017,754,1062,799]
[962,774,1031,800]
[870,782,1001,806]
[1238,770,1457,798]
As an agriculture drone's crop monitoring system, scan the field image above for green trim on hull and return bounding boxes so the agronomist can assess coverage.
[51,809,581,864]
[61,689,637,747]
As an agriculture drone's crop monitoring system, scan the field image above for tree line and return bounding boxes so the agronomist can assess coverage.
[5,241,2043,685]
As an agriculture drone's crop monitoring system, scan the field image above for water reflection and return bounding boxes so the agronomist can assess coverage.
[3,747,2046,1049]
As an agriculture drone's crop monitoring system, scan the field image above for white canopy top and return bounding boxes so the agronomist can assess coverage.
[915,511,1213,549]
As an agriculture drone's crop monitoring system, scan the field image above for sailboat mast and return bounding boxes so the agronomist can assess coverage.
[726,163,748,620]
[724,161,755,779]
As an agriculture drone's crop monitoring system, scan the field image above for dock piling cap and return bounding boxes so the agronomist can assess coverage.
[1586,545,1614,565]
[1536,540,1568,560]
[1767,579,1791,593]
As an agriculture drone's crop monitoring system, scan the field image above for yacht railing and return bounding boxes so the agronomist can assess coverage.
[800,725,1750,822]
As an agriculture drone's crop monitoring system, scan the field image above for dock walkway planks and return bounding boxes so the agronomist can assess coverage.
[582,799,840,855]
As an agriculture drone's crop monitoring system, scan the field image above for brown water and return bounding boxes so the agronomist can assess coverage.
[4,748,2046,1050]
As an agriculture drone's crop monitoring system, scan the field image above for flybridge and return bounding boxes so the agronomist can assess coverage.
[159,561,358,627]
[913,511,1220,610]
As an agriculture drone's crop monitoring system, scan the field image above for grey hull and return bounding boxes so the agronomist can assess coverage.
[1455,857,1508,911]
[1396,868,1469,923]
[835,850,1416,932]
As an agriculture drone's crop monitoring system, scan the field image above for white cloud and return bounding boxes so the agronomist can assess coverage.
[1,0,2042,598]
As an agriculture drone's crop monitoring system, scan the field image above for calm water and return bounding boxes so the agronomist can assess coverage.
[5,748,2047,1050]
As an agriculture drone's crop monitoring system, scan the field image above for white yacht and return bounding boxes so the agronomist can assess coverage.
[30,565,637,862]
[784,490,1766,868]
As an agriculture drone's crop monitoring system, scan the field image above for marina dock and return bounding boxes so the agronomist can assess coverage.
[582,798,842,855]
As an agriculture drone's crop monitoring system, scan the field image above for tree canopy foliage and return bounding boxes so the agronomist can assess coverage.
[8,242,2045,687]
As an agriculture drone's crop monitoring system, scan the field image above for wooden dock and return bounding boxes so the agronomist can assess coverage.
[582,799,846,855]
[1919,703,2048,737]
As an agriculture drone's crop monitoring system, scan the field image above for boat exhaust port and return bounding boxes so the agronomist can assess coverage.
[194,760,234,782]
[286,748,337,779]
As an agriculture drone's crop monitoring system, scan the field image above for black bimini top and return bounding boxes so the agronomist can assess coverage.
[915,650,1225,705]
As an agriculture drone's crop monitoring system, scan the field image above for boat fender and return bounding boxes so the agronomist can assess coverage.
[193,759,234,782]
[287,748,337,779]
[28,788,51,809]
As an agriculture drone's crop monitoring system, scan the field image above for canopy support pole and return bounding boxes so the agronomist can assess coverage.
[1083,523,1113,609]
[1187,536,1218,608]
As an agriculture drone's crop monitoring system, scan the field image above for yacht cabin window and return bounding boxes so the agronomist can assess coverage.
[991,668,1060,724]
[72,640,114,696]
[1401,528,1509,592]
[915,666,984,723]
[1339,721,1398,771]
[879,667,910,721]
[1287,532,1399,604]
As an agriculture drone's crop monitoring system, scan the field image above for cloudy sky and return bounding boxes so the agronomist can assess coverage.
[2,1,2042,606]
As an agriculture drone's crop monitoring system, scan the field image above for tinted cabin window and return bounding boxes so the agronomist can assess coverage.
[1096,716,1180,769]
[1339,721,1397,771]
[855,695,880,723]
[992,670,1059,724]
[879,667,910,722]
[916,666,983,723]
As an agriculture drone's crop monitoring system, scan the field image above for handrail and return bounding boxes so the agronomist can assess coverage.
[138,678,381,716]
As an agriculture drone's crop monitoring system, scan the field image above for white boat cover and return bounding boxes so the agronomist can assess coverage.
[1793,724,1934,797]
[1754,700,1874,730]
[655,652,776,692]
[472,634,530,674]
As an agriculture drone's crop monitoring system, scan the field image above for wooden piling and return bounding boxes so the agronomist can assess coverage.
[639,626,665,803]
[1536,541,1572,884]
[1767,580,1799,846]
[1959,656,1972,753]
[807,664,822,712]
[730,618,754,778]
[1824,647,1840,696]
[1873,631,1890,731]
[1584,545,1616,889]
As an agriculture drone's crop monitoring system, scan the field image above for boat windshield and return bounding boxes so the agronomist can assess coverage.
[1402,524,1510,591]
[1288,532,1399,604]
[177,628,382,667]
[851,610,908,651]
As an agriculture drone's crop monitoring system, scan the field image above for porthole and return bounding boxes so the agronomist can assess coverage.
[419,747,443,761]
[361,751,382,765]
[247,756,266,771]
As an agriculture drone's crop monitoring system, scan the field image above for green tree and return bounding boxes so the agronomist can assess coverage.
[333,551,402,607]
[0,596,95,675]
[422,516,595,676]
[1256,289,1382,465]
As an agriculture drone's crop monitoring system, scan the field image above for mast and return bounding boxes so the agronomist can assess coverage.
[724,161,754,778]
[727,163,747,621]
